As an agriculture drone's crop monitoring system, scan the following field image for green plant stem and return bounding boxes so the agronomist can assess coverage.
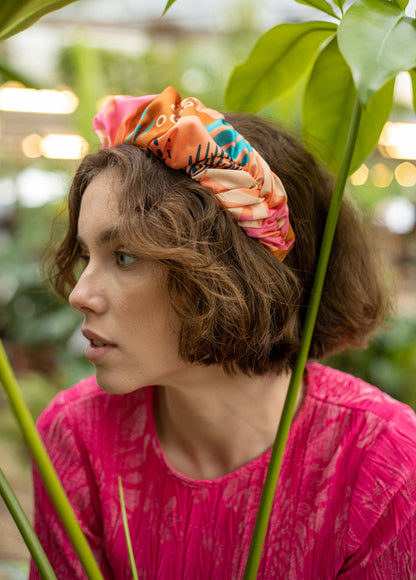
[243,95,362,580]
[0,468,57,580]
[118,477,139,580]
[0,340,104,580]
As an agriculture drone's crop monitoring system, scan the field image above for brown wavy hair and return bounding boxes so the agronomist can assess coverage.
[46,113,390,375]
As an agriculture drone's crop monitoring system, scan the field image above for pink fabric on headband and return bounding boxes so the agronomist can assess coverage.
[93,87,295,260]
[93,94,156,148]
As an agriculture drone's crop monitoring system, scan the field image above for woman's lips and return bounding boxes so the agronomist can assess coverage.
[85,341,116,363]
[82,329,116,363]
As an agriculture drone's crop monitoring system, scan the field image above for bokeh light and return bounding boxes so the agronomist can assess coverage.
[395,162,416,187]
[350,164,369,186]
[370,163,393,188]
[379,122,416,160]
[377,197,416,234]
[41,134,88,159]
[0,85,78,114]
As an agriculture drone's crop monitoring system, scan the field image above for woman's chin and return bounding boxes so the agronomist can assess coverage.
[94,369,142,395]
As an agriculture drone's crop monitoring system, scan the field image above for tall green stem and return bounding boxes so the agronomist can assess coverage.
[0,468,57,580]
[118,477,139,580]
[243,96,362,579]
[0,340,104,580]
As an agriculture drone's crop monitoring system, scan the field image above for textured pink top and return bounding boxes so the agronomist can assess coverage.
[30,363,416,579]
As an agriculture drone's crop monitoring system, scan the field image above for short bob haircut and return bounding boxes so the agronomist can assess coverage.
[47,113,390,376]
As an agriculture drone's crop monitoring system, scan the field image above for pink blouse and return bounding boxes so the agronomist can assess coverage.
[30,363,416,579]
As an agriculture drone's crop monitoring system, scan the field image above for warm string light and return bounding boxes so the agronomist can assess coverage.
[370,163,394,188]
[379,122,416,160]
[351,161,416,188]
[350,153,416,236]
[0,85,78,114]
[395,162,416,187]
[350,164,369,185]
[22,133,88,160]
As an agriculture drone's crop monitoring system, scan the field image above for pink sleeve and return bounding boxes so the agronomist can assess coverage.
[29,397,113,579]
[339,414,416,578]
[339,484,416,578]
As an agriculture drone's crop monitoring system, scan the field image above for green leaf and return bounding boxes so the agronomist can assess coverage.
[391,0,409,10]
[338,0,416,105]
[303,37,394,174]
[0,469,57,580]
[410,68,416,114]
[332,0,346,9]
[0,0,79,40]
[225,21,337,113]
[294,0,340,19]
[162,0,177,15]
[263,68,309,134]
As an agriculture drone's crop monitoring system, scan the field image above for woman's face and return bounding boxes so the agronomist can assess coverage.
[68,169,187,394]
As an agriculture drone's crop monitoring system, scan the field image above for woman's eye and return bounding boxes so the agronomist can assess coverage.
[115,252,137,267]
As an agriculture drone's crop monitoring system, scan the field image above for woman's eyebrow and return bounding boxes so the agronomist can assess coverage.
[76,226,121,247]
[98,225,122,244]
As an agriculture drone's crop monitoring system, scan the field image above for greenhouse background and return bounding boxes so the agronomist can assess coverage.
[0,0,415,576]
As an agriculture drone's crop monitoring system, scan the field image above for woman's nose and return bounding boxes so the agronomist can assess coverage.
[69,266,107,314]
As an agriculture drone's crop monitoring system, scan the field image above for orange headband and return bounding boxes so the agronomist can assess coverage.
[93,86,295,260]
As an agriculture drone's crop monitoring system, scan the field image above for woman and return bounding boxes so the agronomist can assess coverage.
[30,87,416,579]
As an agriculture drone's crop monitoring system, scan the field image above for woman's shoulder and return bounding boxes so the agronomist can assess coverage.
[303,362,416,484]
[305,361,416,428]
[304,361,416,498]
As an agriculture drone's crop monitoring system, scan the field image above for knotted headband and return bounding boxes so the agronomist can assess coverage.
[93,86,295,260]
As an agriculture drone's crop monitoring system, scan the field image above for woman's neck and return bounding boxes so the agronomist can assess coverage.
[153,366,304,480]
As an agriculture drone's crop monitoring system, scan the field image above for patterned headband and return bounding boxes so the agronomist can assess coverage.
[93,86,295,260]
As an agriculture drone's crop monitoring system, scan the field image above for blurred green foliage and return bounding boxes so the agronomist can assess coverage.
[326,317,416,410]
[0,204,73,345]
[50,0,261,148]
